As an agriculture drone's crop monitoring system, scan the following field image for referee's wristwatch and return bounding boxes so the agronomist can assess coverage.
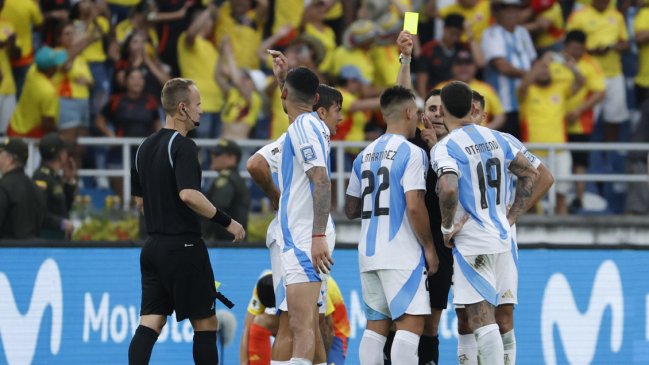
[440,225,454,236]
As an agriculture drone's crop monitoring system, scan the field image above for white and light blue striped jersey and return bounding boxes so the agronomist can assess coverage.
[256,133,286,190]
[256,134,286,248]
[431,124,524,256]
[277,112,335,250]
[346,133,428,272]
[501,133,542,206]
[482,24,536,112]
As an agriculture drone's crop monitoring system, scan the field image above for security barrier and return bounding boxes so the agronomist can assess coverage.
[0,245,647,364]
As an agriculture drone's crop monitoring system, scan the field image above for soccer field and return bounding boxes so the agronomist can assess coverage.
[0,245,647,364]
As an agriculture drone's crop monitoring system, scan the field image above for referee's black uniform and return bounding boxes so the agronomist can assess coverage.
[131,128,217,321]
[410,128,453,310]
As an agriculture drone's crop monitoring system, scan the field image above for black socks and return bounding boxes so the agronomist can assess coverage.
[193,330,218,365]
[128,325,159,365]
[418,335,439,365]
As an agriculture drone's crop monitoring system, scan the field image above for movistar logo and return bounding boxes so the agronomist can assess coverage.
[541,260,623,365]
[0,259,63,365]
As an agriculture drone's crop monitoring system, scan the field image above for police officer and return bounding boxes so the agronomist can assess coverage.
[0,138,45,238]
[33,133,78,240]
[203,139,250,241]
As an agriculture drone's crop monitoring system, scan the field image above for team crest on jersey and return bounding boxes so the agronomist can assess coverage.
[301,145,317,162]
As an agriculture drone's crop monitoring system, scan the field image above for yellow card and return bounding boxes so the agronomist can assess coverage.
[403,12,419,35]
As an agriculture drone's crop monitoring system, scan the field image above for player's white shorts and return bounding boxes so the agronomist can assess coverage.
[361,257,431,321]
[452,242,518,307]
[538,150,572,196]
[279,232,335,314]
[267,219,287,313]
[595,74,630,123]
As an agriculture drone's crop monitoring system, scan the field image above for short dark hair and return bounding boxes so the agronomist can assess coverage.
[565,30,587,45]
[285,67,319,104]
[425,88,441,102]
[444,14,465,30]
[161,78,195,115]
[313,84,343,111]
[380,86,415,112]
[472,90,485,110]
[440,81,473,118]
[256,274,275,309]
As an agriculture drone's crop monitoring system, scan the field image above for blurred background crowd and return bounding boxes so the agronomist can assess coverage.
[1,0,649,241]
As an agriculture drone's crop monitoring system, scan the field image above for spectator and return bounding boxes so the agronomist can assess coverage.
[71,0,111,118]
[96,67,160,138]
[149,0,194,76]
[523,1,565,53]
[436,50,506,130]
[563,30,606,211]
[34,133,78,240]
[482,0,537,139]
[215,37,263,140]
[625,99,649,214]
[635,1,649,106]
[302,0,338,74]
[334,66,380,143]
[178,4,224,139]
[95,67,160,195]
[203,139,250,241]
[107,0,139,24]
[518,53,583,214]
[0,0,43,96]
[271,0,304,37]
[213,0,269,70]
[259,36,324,140]
[54,22,94,160]
[371,12,403,88]
[438,0,491,43]
[8,47,66,137]
[332,19,378,88]
[41,0,71,47]
[114,2,159,53]
[416,14,469,98]
[567,0,630,143]
[0,2,19,136]
[0,138,45,239]
[113,30,170,98]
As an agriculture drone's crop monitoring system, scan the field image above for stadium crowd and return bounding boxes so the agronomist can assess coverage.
[0,0,649,238]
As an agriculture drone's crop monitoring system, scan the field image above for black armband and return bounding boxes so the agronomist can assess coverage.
[210,210,232,227]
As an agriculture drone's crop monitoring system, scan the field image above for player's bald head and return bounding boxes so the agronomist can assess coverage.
[380,86,416,122]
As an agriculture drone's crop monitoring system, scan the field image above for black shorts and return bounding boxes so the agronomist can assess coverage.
[427,240,453,310]
[139,235,217,321]
[567,134,590,168]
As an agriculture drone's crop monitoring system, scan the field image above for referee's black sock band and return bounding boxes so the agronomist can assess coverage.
[128,325,159,365]
[193,330,218,365]
[418,335,439,365]
[383,330,396,364]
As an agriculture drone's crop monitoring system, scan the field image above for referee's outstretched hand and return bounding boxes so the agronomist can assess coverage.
[226,219,246,243]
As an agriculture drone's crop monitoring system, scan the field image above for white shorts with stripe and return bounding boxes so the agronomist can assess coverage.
[452,240,519,307]
[361,256,431,321]
[276,228,334,314]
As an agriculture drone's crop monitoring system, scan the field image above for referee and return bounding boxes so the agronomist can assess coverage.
[128,78,245,365]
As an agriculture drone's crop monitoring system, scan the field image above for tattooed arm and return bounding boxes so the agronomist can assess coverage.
[344,195,361,219]
[508,152,540,225]
[306,166,334,273]
[438,173,459,230]
[306,166,331,234]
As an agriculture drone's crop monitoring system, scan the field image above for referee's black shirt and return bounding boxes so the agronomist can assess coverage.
[132,128,202,236]
[409,128,444,246]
